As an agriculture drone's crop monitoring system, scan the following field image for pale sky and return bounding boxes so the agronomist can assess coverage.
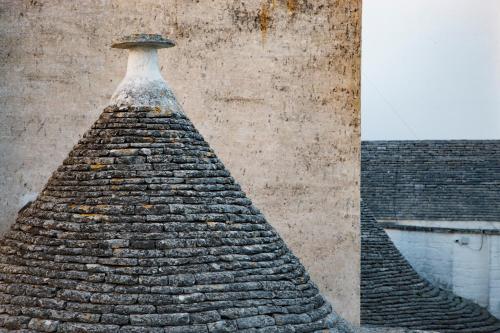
[362,0,500,140]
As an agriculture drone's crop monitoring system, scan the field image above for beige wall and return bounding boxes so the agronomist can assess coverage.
[0,0,361,323]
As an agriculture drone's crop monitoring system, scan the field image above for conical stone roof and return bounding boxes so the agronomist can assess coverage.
[361,203,500,332]
[0,35,352,333]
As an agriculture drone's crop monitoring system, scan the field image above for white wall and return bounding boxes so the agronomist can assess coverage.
[387,227,500,318]
[362,0,500,140]
[490,238,500,318]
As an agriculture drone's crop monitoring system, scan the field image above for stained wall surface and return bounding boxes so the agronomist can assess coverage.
[0,0,361,322]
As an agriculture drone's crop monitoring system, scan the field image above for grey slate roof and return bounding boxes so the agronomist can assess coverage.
[361,140,500,222]
[0,106,351,332]
[361,203,500,332]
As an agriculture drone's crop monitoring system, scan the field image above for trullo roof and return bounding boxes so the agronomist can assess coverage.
[0,34,352,333]
[361,204,500,332]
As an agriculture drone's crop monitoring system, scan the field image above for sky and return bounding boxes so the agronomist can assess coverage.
[362,0,500,140]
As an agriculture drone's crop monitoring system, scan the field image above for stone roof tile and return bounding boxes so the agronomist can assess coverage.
[361,140,500,222]
[0,32,352,331]
[361,203,500,332]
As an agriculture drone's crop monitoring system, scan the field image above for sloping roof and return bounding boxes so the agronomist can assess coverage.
[0,106,351,332]
[361,140,500,221]
[361,203,500,332]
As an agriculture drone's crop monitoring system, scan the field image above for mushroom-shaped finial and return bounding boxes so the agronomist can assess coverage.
[111,34,176,49]
[110,34,182,113]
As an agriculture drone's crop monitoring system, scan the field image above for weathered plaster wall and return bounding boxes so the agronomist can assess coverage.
[0,0,361,322]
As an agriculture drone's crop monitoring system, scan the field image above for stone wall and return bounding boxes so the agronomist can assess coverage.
[0,0,361,323]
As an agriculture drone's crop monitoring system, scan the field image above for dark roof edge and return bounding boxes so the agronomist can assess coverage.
[380,222,500,235]
[362,139,500,144]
